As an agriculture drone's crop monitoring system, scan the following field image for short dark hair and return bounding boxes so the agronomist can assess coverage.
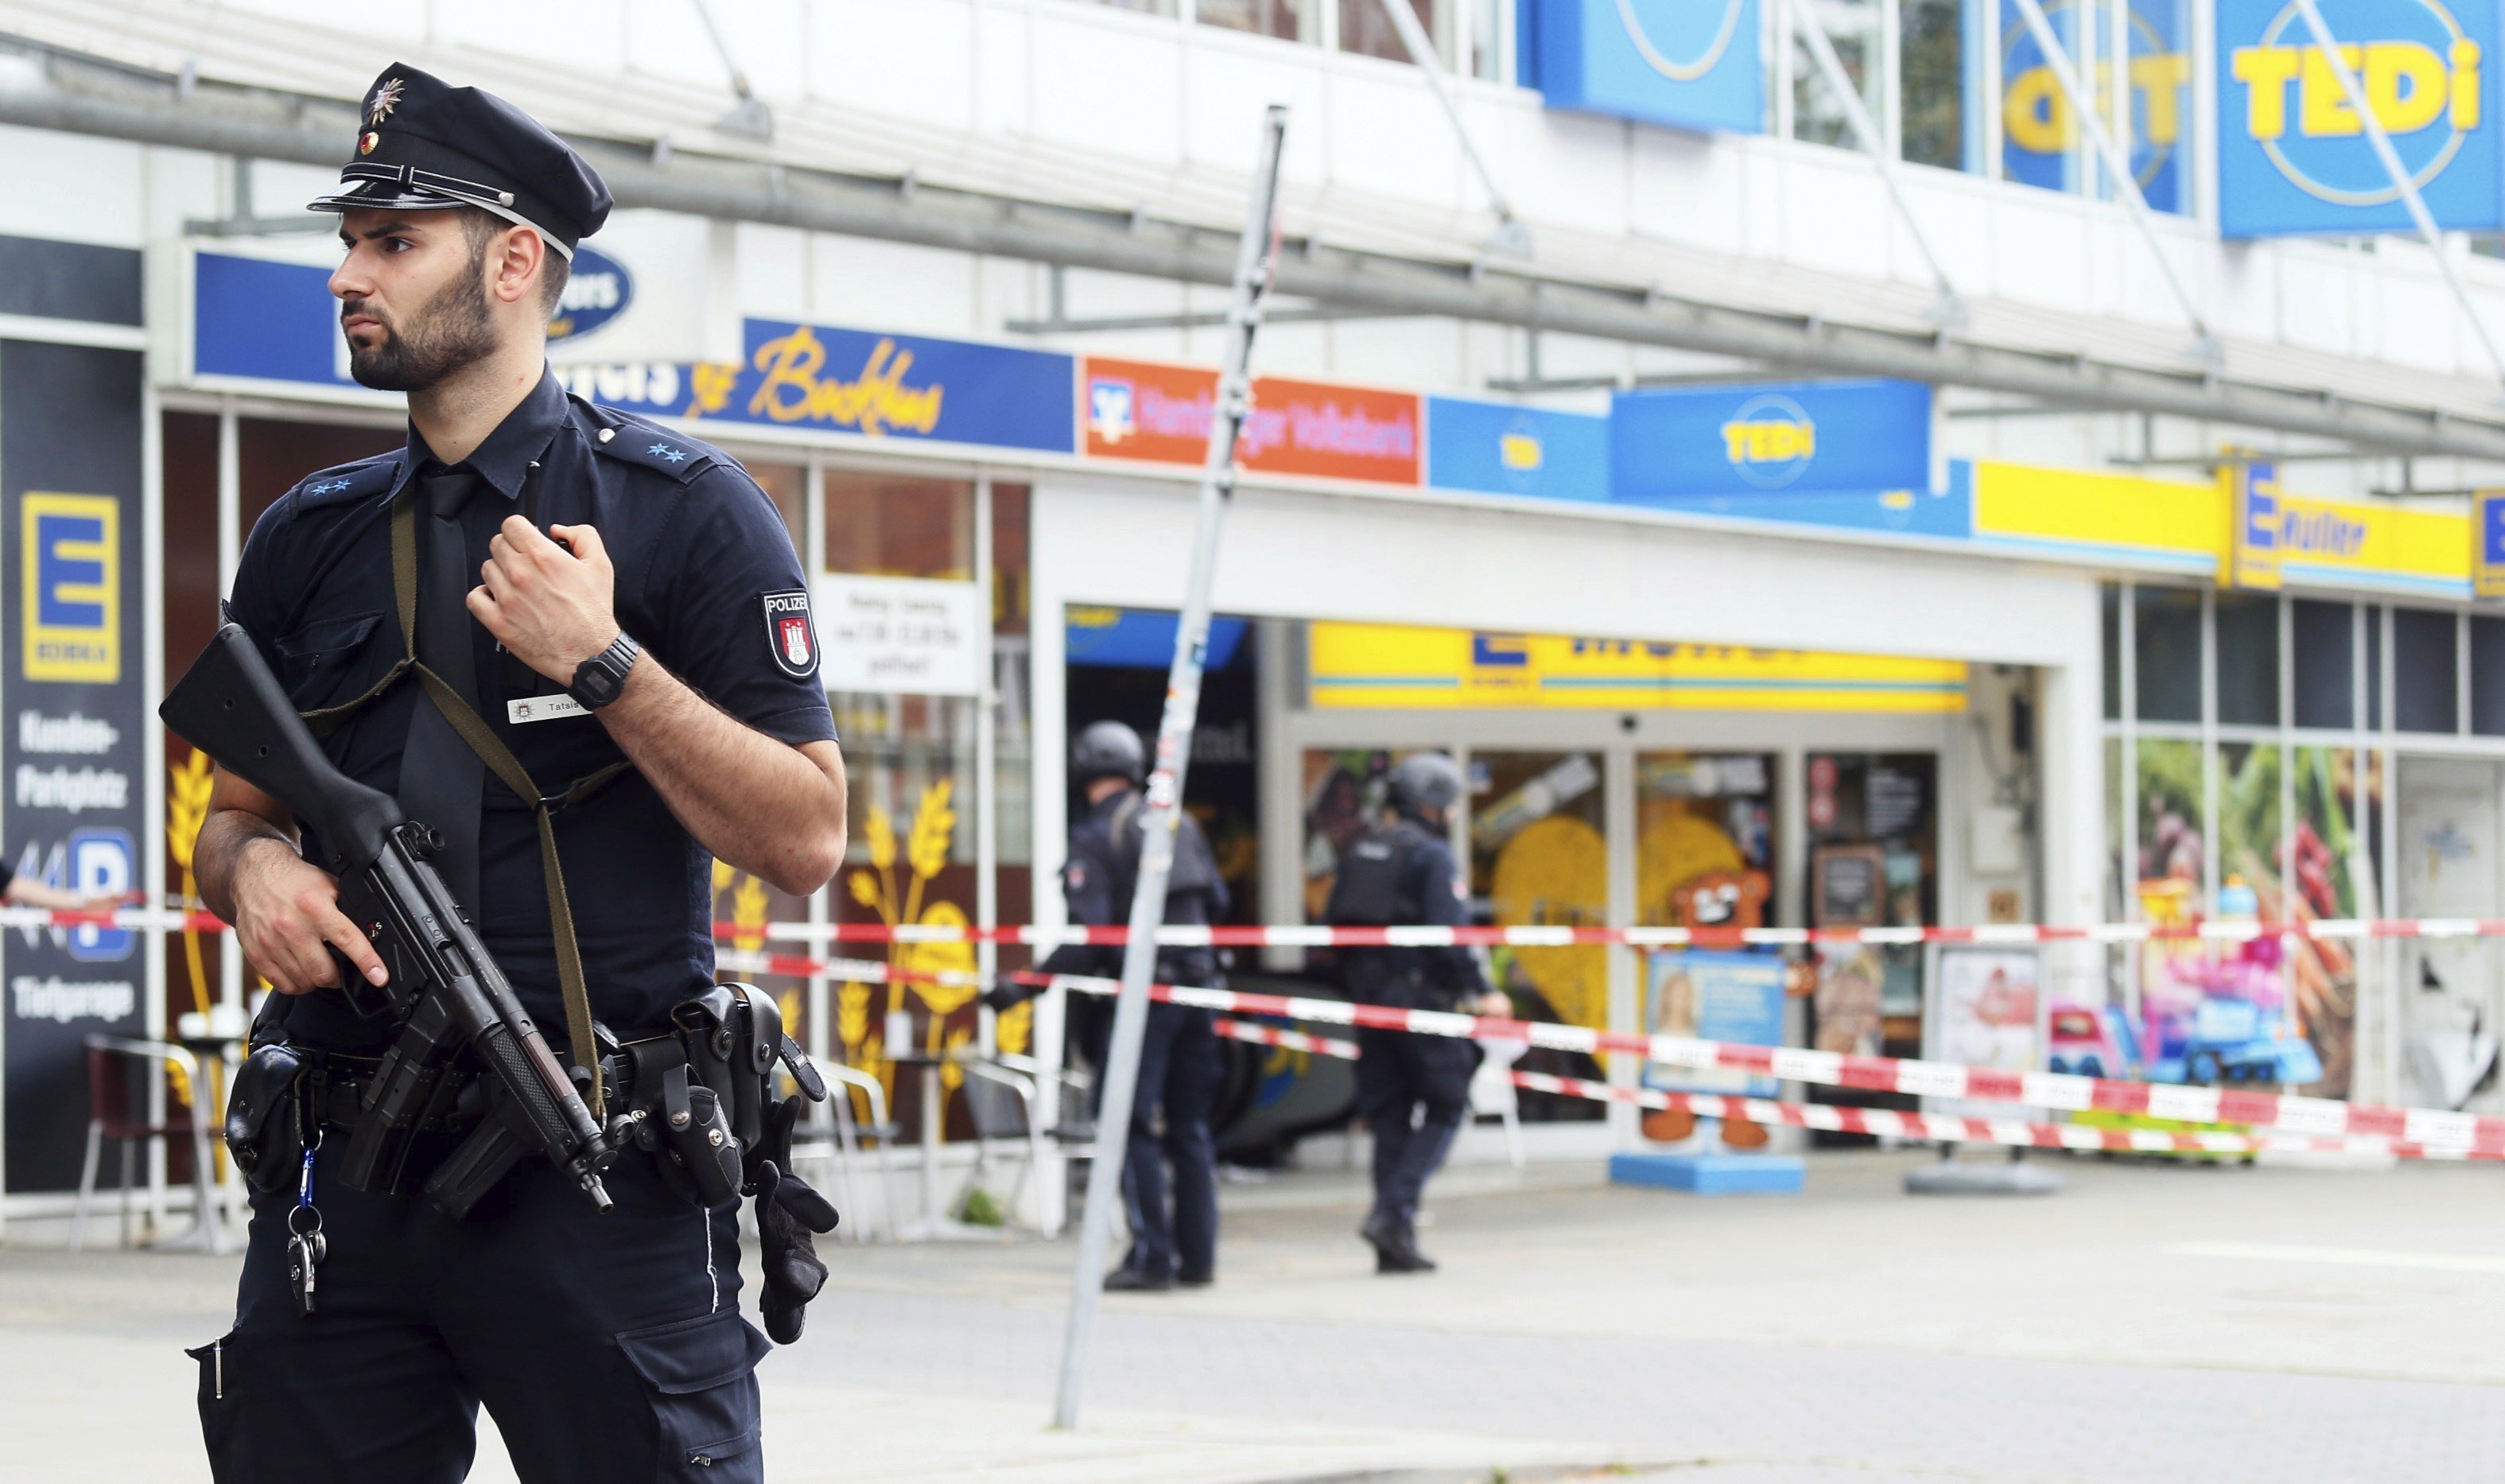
[458,206,570,315]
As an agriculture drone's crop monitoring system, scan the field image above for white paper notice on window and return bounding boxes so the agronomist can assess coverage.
[814,573,985,697]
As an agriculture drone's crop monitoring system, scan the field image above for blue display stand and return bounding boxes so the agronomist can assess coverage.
[1609,1152,1805,1195]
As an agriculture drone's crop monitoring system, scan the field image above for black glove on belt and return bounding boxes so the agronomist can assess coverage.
[744,1093,839,1344]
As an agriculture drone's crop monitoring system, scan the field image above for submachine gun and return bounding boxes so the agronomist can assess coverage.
[162,623,619,1215]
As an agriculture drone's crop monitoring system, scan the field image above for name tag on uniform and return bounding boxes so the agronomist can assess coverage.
[507,693,589,725]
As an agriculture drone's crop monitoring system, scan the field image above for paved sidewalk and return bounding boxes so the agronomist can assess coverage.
[12,1149,2505,1482]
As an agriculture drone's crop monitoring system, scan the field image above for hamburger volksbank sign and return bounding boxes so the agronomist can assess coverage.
[2216,0,2503,235]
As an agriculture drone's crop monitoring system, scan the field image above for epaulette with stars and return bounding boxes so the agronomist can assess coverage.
[291,453,403,511]
[576,400,722,485]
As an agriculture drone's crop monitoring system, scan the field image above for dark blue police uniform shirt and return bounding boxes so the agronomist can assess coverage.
[227,370,836,1047]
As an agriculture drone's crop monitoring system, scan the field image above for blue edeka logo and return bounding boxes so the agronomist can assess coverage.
[21,493,118,683]
[2221,0,2496,232]
[1719,394,1816,488]
[546,245,632,344]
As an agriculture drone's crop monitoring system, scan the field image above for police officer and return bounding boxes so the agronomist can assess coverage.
[1020,721,1228,1291]
[188,65,845,1482]
[1325,752,1509,1275]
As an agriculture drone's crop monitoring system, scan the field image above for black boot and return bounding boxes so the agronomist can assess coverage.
[1360,1211,1437,1274]
[1104,1266,1175,1292]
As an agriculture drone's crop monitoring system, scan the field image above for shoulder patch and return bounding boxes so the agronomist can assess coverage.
[290,454,402,511]
[580,403,722,485]
[762,590,819,678]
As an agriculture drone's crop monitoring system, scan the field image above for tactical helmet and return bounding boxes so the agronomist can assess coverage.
[1071,720,1147,786]
[1387,751,1463,818]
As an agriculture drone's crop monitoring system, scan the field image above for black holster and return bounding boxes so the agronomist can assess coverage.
[223,1043,309,1195]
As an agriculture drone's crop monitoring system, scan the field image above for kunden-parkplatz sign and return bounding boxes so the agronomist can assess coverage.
[2217,0,2503,235]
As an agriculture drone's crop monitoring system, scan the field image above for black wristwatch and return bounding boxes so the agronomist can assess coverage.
[568,632,643,710]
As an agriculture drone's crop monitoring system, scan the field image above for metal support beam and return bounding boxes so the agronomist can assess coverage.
[1003,305,1414,334]
[1789,5,1967,325]
[2006,0,2215,353]
[1371,0,1531,256]
[8,48,2505,458]
[2289,0,2505,387]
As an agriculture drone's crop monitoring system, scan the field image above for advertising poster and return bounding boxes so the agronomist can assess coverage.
[1813,944,1886,1056]
[2,340,150,1194]
[1928,946,2041,1118]
[1645,950,1785,1097]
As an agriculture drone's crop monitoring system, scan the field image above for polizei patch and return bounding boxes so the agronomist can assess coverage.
[763,590,819,678]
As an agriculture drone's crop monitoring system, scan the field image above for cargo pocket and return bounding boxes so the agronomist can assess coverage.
[186,1331,240,1468]
[616,1307,772,1480]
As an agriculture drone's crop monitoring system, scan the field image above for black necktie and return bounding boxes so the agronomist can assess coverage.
[399,469,486,913]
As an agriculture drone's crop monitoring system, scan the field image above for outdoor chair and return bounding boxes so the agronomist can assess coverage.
[957,1052,1095,1237]
[790,1059,911,1243]
[74,1035,227,1254]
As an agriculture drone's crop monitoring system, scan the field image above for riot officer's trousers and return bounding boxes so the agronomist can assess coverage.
[190,1151,767,1483]
[1114,1000,1221,1280]
[1352,981,1478,1230]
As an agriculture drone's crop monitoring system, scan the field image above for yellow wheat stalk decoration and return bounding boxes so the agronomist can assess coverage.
[166,748,216,1018]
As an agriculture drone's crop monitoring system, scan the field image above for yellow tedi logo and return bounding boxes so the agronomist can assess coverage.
[2229,0,2481,204]
[1722,418,1814,464]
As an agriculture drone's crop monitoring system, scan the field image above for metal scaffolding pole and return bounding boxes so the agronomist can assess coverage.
[1051,104,1288,1432]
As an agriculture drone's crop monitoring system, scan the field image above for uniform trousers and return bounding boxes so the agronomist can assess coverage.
[1351,981,1478,1230]
[1111,1001,1220,1280]
[192,1147,767,1483]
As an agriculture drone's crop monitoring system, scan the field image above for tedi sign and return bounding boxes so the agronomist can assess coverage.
[2218,0,2503,235]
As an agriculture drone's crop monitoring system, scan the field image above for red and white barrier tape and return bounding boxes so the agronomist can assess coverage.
[732,948,2505,1156]
[1206,1017,2494,1164]
[709,916,2505,948]
[29,903,2505,949]
[56,908,2503,1156]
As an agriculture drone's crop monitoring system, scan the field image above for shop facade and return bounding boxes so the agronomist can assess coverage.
[5,66,2505,1205]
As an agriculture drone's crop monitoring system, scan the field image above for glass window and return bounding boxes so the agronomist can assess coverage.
[2472,616,2505,736]
[2213,592,2279,726]
[1636,752,1778,927]
[2292,599,2355,730]
[823,470,974,579]
[1807,752,1936,1058]
[1198,0,1311,41]
[1339,0,1437,63]
[744,460,804,550]
[1900,0,1963,168]
[1793,0,1885,149]
[2394,607,2459,734]
[2100,582,2122,721]
[2132,585,2201,723]
[1093,0,1176,12]
[1466,0,1504,79]
[1471,750,1609,1121]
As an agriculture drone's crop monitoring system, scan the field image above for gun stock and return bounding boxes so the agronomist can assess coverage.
[159,623,403,877]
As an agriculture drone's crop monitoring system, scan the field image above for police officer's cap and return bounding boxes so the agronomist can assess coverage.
[1388,752,1462,817]
[1073,721,1147,787]
[306,64,612,258]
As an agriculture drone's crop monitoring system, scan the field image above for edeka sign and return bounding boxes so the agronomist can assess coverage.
[684,320,1074,453]
[1528,0,1764,134]
[1080,357,1423,485]
[1611,379,1932,499]
[2225,457,2285,589]
[1971,0,2192,212]
[2217,0,2504,235]
[1424,398,1610,503]
[1,343,149,1195]
[2476,489,2505,598]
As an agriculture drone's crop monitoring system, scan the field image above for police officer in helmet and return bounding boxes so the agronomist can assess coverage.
[189,64,844,1481]
[1326,752,1509,1274]
[1011,721,1228,1290]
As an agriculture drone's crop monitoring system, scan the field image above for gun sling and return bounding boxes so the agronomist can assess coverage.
[299,476,627,1118]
